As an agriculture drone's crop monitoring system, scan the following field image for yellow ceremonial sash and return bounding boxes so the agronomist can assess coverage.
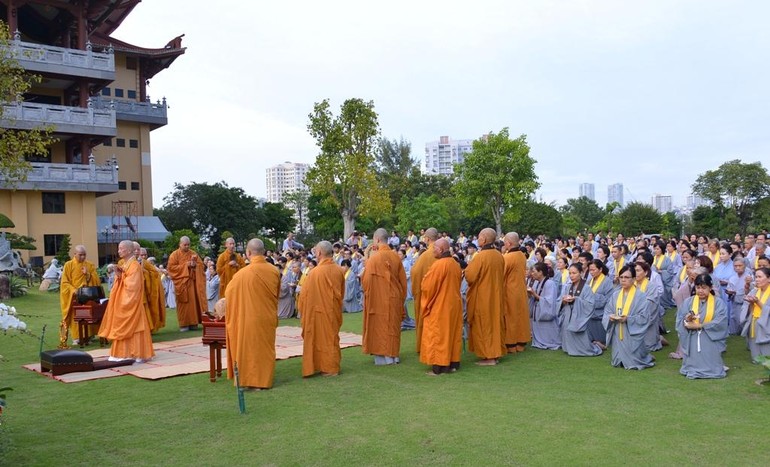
[654,255,664,270]
[668,252,677,262]
[591,273,606,293]
[754,257,759,270]
[679,267,687,283]
[707,251,718,264]
[344,269,351,280]
[561,269,568,283]
[751,287,770,338]
[614,257,625,278]
[691,294,715,326]
[615,285,637,340]
[639,278,649,292]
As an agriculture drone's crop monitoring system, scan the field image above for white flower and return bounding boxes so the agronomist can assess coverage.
[0,302,26,331]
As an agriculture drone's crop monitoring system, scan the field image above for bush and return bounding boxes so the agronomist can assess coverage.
[9,276,27,298]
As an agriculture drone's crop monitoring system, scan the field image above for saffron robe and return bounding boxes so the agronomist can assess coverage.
[411,248,437,353]
[60,258,101,340]
[602,287,655,370]
[98,258,155,360]
[167,248,207,326]
[141,259,166,332]
[465,247,506,359]
[216,250,246,297]
[298,258,345,376]
[225,256,280,388]
[676,295,728,379]
[361,245,407,358]
[419,257,463,367]
[503,250,531,346]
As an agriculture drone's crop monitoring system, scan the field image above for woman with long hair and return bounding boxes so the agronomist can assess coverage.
[676,273,728,378]
[561,263,603,356]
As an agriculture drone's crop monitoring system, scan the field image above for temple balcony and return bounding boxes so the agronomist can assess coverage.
[91,96,168,129]
[0,159,119,194]
[4,34,115,81]
[0,101,117,137]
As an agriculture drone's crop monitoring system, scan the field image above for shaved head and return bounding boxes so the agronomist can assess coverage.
[246,238,265,255]
[74,245,86,254]
[373,228,388,242]
[425,228,439,242]
[478,228,496,246]
[315,240,333,258]
[73,244,87,261]
[504,232,520,249]
[435,238,450,252]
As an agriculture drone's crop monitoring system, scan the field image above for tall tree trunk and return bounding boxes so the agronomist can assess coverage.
[343,214,356,241]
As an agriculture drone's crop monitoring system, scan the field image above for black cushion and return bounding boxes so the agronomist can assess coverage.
[40,349,94,364]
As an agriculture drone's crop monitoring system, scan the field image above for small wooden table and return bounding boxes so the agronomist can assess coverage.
[73,301,108,348]
[202,317,226,382]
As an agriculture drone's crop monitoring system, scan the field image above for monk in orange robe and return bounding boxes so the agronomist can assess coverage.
[139,248,166,332]
[420,238,463,375]
[503,232,531,353]
[297,241,345,377]
[216,237,246,297]
[59,245,102,344]
[411,227,438,353]
[167,236,207,330]
[362,228,407,365]
[465,227,506,365]
[98,240,155,362]
[225,238,280,390]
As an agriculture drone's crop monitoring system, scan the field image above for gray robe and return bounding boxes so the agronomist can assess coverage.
[587,276,614,345]
[561,280,602,356]
[530,279,561,350]
[277,271,296,319]
[639,279,663,352]
[206,274,220,312]
[603,288,655,370]
[676,295,728,379]
[726,272,751,335]
[740,287,770,361]
[343,270,362,313]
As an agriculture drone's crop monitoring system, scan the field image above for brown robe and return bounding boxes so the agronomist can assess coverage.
[361,244,407,357]
[411,249,437,353]
[60,258,101,340]
[297,257,345,376]
[216,249,246,297]
[420,257,463,367]
[225,256,280,388]
[141,260,166,332]
[465,247,506,359]
[98,258,155,360]
[503,250,531,346]
[167,248,207,327]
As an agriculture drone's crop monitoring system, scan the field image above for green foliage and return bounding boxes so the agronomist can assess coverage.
[454,129,539,235]
[136,239,162,260]
[395,194,451,235]
[692,159,770,234]
[54,234,71,265]
[155,181,263,253]
[661,212,683,238]
[376,137,420,218]
[688,205,741,238]
[0,21,57,183]
[162,229,200,258]
[4,232,35,250]
[261,202,296,247]
[560,196,605,233]
[618,202,663,235]
[508,200,563,238]
[282,190,310,234]
[9,275,27,298]
[306,98,391,238]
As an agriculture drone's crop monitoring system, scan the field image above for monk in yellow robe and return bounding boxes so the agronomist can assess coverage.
[98,240,155,362]
[503,232,531,353]
[465,227,506,365]
[139,248,166,332]
[216,237,246,297]
[297,241,345,377]
[167,236,207,330]
[420,238,463,375]
[225,238,280,390]
[362,228,407,365]
[411,227,438,353]
[59,245,101,344]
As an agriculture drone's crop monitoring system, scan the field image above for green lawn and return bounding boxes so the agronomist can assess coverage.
[1,289,768,466]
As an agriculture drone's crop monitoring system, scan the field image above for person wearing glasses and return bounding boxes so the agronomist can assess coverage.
[602,264,655,370]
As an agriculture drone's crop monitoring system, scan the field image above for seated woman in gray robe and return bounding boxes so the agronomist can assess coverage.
[634,261,664,352]
[603,264,655,370]
[341,259,362,313]
[586,259,614,345]
[676,273,728,379]
[725,258,752,335]
[740,266,770,363]
[560,263,602,356]
[528,262,561,350]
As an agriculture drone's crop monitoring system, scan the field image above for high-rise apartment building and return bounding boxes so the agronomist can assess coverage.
[579,183,595,201]
[686,195,707,210]
[608,183,624,207]
[266,162,310,203]
[651,194,673,213]
[424,136,473,175]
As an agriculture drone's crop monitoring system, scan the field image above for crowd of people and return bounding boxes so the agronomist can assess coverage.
[58,227,770,389]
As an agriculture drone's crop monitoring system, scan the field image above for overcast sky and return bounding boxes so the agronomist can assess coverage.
[112,0,770,210]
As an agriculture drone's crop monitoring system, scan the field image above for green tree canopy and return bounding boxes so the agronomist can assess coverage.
[283,189,310,234]
[453,128,539,235]
[395,194,451,235]
[559,196,605,233]
[261,202,296,248]
[509,200,563,238]
[618,202,663,236]
[306,98,390,239]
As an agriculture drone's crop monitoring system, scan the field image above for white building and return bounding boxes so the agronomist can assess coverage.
[687,194,707,210]
[651,194,673,213]
[608,183,624,207]
[579,183,595,201]
[424,136,473,175]
[266,162,310,203]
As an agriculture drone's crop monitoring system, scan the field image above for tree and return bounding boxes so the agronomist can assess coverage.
[559,197,605,233]
[54,234,72,264]
[155,181,262,253]
[617,203,663,236]
[453,128,539,235]
[661,212,683,238]
[163,229,200,258]
[283,189,310,234]
[395,194,451,235]
[509,200,563,238]
[306,98,391,239]
[692,159,770,235]
[376,137,420,215]
[0,22,56,182]
[261,202,295,248]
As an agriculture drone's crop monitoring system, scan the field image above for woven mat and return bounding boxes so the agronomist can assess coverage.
[22,326,362,383]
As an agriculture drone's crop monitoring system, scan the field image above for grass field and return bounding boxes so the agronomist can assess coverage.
[1,289,768,466]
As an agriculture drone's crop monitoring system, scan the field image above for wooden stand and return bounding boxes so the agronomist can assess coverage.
[202,316,226,382]
[73,301,108,348]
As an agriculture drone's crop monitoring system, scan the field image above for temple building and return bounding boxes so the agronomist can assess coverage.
[0,0,185,266]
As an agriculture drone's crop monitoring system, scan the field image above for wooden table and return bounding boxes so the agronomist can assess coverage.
[202,317,226,382]
[73,301,108,348]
